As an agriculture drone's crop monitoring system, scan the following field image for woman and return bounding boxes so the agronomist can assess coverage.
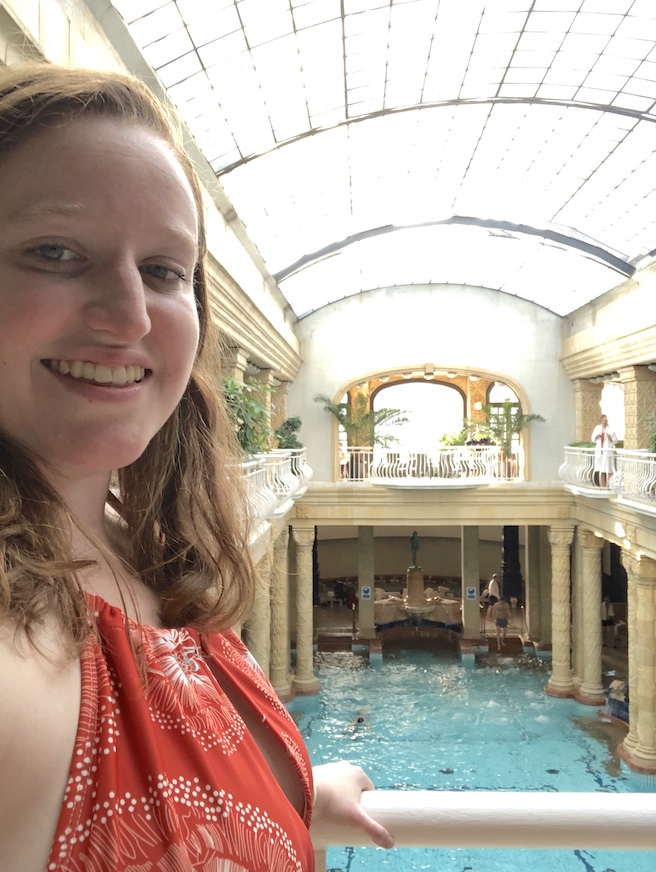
[0,65,392,871]
[591,414,618,488]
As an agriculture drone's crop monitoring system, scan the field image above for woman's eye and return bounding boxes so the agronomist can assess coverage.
[143,264,186,282]
[32,243,79,262]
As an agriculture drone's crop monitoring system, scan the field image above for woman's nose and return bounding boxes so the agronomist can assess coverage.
[84,263,151,341]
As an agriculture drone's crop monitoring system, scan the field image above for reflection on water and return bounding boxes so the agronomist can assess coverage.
[286,648,654,872]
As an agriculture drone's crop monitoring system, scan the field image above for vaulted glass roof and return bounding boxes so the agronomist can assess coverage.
[110,0,656,317]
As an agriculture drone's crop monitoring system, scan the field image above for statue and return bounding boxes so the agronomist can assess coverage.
[409,530,419,567]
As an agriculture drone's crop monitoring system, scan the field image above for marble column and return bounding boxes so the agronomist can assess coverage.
[245,546,272,677]
[621,549,640,754]
[620,553,656,773]
[618,365,656,449]
[222,345,249,382]
[572,378,602,444]
[358,526,376,638]
[525,526,547,643]
[270,526,292,700]
[272,380,290,432]
[292,527,320,695]
[461,526,481,638]
[545,526,575,698]
[575,530,605,704]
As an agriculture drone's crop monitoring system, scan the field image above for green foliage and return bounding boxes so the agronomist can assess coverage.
[438,426,469,446]
[314,392,409,447]
[222,377,273,456]
[466,400,545,456]
[274,416,304,449]
[568,441,595,448]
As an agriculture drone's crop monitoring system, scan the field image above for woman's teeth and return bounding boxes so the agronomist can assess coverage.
[43,359,146,385]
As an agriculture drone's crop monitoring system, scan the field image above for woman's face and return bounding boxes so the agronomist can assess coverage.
[0,116,200,480]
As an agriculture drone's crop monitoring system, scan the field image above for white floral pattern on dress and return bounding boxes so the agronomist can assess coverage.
[48,596,314,872]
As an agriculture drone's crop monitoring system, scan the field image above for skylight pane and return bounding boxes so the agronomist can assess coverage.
[141,30,194,69]
[292,0,341,30]
[112,0,167,23]
[571,12,623,36]
[127,3,183,44]
[186,7,243,45]
[239,0,294,45]
[156,52,203,87]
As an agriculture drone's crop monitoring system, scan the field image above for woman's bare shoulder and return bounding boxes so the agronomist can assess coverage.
[0,616,80,871]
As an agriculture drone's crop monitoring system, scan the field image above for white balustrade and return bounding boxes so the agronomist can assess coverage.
[311,790,656,854]
[344,445,504,483]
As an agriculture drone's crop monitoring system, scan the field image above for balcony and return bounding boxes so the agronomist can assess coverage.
[243,447,313,529]
[340,445,524,485]
[559,447,656,514]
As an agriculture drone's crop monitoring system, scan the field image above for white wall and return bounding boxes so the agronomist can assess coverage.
[289,285,574,482]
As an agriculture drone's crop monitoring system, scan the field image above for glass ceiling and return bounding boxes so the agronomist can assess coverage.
[110,0,656,317]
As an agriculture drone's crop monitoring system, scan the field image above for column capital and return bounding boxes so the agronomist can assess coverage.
[622,550,656,583]
[548,525,575,548]
[618,364,656,383]
[578,528,605,550]
[291,526,315,549]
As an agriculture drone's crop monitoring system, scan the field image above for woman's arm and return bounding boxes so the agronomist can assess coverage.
[0,620,79,872]
[310,761,394,849]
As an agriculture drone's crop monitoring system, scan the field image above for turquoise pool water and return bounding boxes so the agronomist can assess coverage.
[286,645,656,872]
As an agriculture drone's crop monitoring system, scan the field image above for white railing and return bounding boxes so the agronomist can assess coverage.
[242,449,312,523]
[559,446,656,508]
[614,449,656,506]
[311,790,656,861]
[342,445,524,483]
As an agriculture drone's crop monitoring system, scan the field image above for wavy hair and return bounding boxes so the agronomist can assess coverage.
[0,64,254,649]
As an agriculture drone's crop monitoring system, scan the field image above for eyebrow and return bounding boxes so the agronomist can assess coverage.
[9,202,199,254]
[8,202,86,222]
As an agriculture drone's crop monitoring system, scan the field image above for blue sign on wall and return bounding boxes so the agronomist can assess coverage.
[361,586,372,600]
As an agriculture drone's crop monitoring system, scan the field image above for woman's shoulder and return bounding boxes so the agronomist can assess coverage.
[0,616,80,870]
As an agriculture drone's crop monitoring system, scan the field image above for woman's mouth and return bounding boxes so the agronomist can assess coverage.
[41,359,149,386]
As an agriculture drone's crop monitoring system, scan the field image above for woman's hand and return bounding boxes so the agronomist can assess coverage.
[310,761,394,849]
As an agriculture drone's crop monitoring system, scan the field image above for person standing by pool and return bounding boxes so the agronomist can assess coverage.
[492,598,512,650]
[488,573,501,605]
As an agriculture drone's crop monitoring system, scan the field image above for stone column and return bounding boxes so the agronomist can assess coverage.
[572,378,602,443]
[576,530,605,704]
[272,380,290,433]
[620,553,656,772]
[358,526,376,639]
[545,526,575,698]
[461,526,481,638]
[223,345,249,382]
[501,525,523,605]
[619,365,656,449]
[270,526,292,700]
[525,526,544,642]
[245,546,272,677]
[622,549,640,754]
[291,527,320,694]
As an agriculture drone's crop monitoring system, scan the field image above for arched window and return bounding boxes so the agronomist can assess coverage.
[373,382,465,450]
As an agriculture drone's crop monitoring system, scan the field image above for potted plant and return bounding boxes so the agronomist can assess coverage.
[314,392,408,478]
[466,400,545,479]
[274,416,303,449]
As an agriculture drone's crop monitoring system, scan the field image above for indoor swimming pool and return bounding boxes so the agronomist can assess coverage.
[286,645,656,872]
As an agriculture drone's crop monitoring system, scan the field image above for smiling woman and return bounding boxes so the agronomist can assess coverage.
[0,64,392,872]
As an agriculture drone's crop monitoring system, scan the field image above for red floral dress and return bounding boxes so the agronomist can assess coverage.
[47,596,314,871]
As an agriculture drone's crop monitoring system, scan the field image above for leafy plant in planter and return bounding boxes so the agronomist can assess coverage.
[314,392,408,447]
[222,377,273,456]
[274,416,303,449]
[466,400,545,458]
